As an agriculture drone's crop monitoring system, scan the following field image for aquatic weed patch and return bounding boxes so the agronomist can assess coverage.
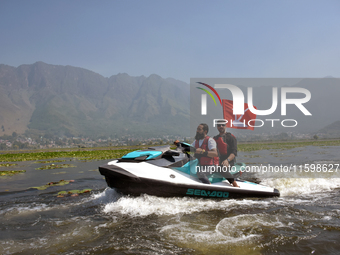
[74,149,133,161]
[35,164,76,170]
[0,140,339,162]
[238,140,340,152]
[30,180,74,190]
[0,148,136,162]
[0,170,26,176]
[34,160,66,164]
[0,163,18,167]
[57,189,92,197]
[243,155,261,158]
[270,152,291,158]
[51,171,67,175]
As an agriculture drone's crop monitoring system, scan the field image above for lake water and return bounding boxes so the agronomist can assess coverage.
[1,146,340,254]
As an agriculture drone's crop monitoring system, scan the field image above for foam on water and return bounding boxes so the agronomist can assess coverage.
[1,186,339,255]
[0,203,50,217]
[86,187,122,204]
[161,221,260,245]
[157,212,288,253]
[2,177,329,254]
[261,178,340,197]
[98,177,340,217]
[0,189,118,220]
[101,192,278,217]
[1,194,103,218]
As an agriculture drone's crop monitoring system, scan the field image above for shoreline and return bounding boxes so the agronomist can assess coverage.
[0,138,339,163]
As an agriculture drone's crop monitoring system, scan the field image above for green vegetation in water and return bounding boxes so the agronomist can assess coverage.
[0,140,339,163]
[238,140,340,152]
[35,164,76,170]
[34,160,66,164]
[243,155,261,158]
[271,152,290,157]
[0,148,138,163]
[0,163,18,167]
[0,170,26,176]
[57,189,92,197]
[30,180,74,190]
[51,171,67,175]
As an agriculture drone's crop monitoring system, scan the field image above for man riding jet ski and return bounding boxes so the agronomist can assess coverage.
[98,140,280,199]
[192,123,239,187]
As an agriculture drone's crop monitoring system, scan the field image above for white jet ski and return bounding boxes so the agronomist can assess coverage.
[99,142,280,199]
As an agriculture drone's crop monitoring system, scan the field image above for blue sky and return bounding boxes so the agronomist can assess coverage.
[1,0,340,82]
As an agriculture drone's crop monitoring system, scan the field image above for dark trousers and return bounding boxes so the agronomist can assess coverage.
[196,165,212,184]
[216,167,235,184]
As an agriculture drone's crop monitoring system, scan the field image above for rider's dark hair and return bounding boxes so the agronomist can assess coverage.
[200,123,209,134]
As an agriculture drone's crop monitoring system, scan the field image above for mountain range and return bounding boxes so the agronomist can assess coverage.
[0,62,190,138]
[0,62,339,139]
[316,121,340,138]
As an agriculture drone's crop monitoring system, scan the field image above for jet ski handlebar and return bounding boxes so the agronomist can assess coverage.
[174,140,196,153]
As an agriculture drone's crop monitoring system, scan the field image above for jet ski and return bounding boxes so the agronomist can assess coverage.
[99,142,280,199]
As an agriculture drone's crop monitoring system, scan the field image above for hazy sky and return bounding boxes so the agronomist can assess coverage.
[1,0,340,82]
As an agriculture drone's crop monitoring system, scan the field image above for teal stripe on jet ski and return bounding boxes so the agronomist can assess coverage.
[122,150,162,160]
[173,159,199,175]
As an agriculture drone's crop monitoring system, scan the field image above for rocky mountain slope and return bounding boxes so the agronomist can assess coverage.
[0,62,190,138]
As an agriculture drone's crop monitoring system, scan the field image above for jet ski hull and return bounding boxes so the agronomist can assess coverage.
[99,163,280,199]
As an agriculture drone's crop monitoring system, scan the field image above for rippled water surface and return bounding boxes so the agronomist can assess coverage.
[1,146,340,254]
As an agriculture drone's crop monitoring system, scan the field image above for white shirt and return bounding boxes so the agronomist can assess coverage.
[191,137,217,151]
